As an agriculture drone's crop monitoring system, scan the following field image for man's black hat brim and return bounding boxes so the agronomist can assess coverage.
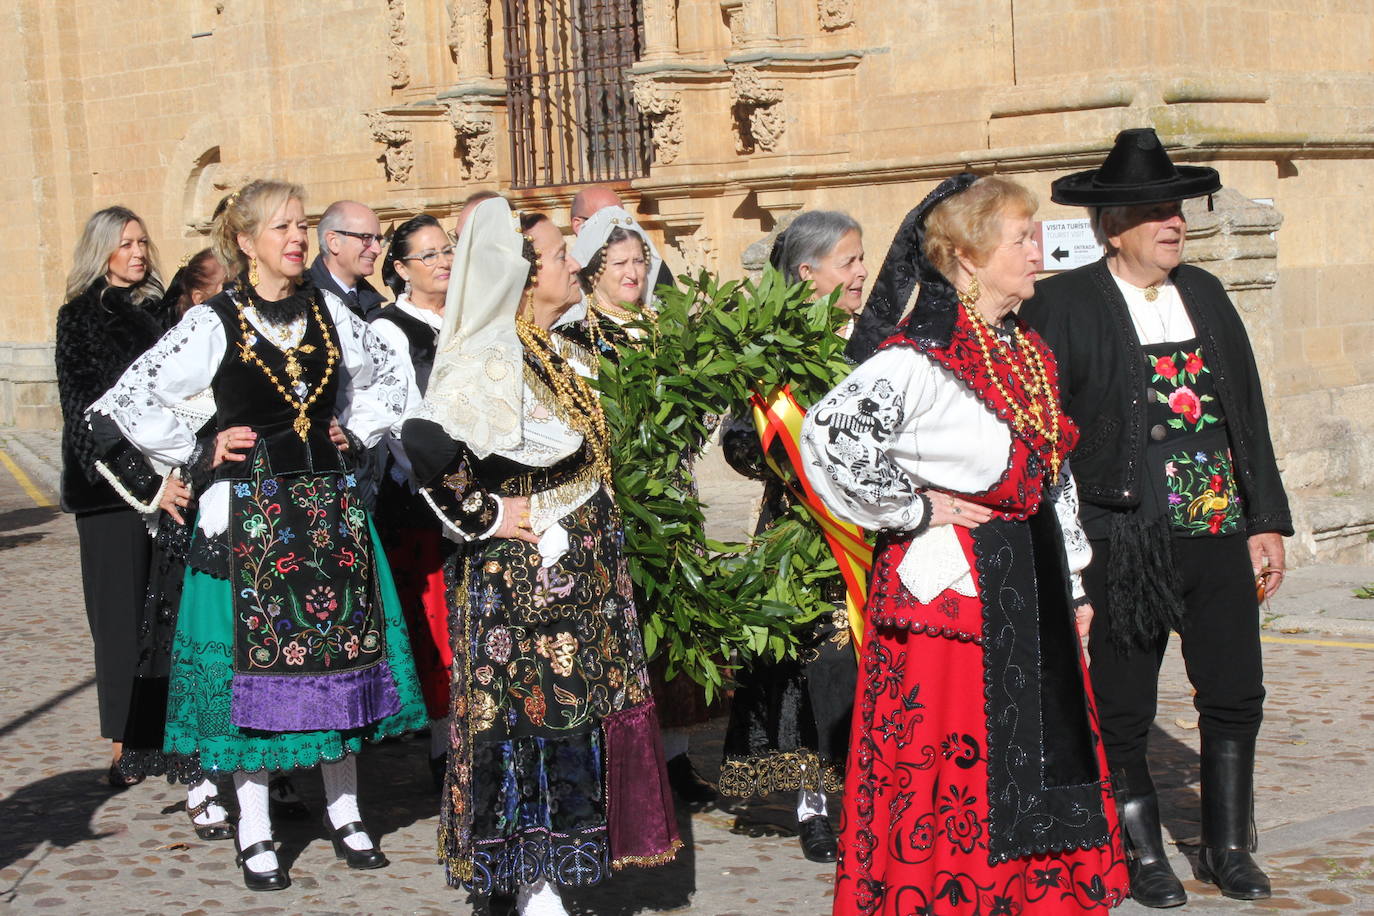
[1051,165,1221,207]
[1050,127,1221,208]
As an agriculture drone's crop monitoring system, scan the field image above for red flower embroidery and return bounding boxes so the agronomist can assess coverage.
[1184,351,1204,374]
[1168,387,1202,423]
[1209,473,1225,493]
[1208,511,1227,534]
[1154,355,1179,380]
[523,686,547,726]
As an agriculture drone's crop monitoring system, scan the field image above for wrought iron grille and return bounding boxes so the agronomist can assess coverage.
[501,0,653,189]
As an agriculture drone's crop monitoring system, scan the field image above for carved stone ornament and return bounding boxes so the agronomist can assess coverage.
[730,66,785,154]
[442,99,496,181]
[817,0,854,30]
[365,111,414,184]
[671,227,716,278]
[386,0,410,89]
[631,74,684,165]
[447,0,491,72]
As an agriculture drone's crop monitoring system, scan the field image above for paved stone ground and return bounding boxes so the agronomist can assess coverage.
[1,428,1372,914]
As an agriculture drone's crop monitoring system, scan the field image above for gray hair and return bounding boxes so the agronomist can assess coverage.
[316,201,348,251]
[769,210,862,284]
[65,206,164,304]
[1091,205,1136,254]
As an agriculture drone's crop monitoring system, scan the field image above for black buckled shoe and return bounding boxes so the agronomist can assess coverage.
[327,818,389,870]
[1112,768,1186,908]
[666,754,716,807]
[798,815,838,863]
[235,839,290,892]
[1196,736,1271,900]
[186,795,236,842]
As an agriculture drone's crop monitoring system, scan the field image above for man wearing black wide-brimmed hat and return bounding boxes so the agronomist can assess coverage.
[1021,128,1291,908]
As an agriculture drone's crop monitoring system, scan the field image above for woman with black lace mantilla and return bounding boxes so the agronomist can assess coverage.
[89,179,427,892]
[401,198,680,916]
[717,209,869,863]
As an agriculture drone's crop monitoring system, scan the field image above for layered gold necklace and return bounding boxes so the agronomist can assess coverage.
[515,315,613,484]
[235,291,339,441]
[962,302,1064,479]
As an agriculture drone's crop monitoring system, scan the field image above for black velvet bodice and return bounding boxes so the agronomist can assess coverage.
[371,304,438,393]
[207,290,346,480]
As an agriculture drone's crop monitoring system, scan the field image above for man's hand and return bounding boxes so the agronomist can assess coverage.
[1248,531,1286,599]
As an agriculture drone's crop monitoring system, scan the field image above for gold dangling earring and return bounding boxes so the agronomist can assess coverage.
[958,274,980,308]
[249,257,260,288]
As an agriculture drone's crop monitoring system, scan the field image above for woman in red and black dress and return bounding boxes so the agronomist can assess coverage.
[801,174,1127,914]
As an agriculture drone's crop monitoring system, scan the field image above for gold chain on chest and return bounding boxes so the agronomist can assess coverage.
[515,316,613,484]
[963,304,1064,479]
[235,293,340,441]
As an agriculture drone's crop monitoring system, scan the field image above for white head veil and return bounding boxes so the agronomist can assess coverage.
[414,196,529,458]
[569,206,664,308]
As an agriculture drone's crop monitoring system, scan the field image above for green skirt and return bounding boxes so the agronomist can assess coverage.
[164,524,428,773]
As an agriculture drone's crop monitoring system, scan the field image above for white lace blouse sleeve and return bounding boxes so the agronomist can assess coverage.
[88,305,227,468]
[326,293,418,448]
[800,347,934,532]
[1050,459,1092,600]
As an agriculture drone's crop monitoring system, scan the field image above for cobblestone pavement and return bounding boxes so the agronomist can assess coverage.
[2,429,1372,914]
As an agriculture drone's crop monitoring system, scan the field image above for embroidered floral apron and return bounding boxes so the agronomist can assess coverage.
[1140,339,1243,537]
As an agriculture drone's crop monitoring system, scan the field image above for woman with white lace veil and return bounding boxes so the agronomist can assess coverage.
[403,198,679,916]
[88,179,426,892]
[800,175,1127,914]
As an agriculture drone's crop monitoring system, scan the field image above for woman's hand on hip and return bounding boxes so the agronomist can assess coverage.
[213,426,256,468]
[329,418,350,451]
[159,473,193,526]
[495,495,540,544]
[926,491,994,529]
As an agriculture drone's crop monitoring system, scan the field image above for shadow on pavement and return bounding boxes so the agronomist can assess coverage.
[1145,721,1204,852]
[566,803,699,915]
[0,768,119,872]
[0,505,59,532]
[0,676,95,740]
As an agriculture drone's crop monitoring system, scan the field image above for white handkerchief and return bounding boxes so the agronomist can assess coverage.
[537,522,571,569]
[896,524,978,604]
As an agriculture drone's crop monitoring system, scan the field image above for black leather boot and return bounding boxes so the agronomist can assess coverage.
[1196,735,1271,900]
[1113,766,1187,908]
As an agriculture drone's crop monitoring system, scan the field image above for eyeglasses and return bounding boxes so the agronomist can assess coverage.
[401,247,456,267]
[334,229,384,248]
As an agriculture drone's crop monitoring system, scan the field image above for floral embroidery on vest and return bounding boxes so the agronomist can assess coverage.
[1149,346,1221,433]
[1164,448,1243,536]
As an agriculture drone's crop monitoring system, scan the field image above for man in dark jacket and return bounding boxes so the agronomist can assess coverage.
[309,200,386,319]
[1020,128,1290,908]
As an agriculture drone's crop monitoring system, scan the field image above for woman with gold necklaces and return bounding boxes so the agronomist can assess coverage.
[89,180,427,891]
[402,198,679,915]
[800,175,1127,914]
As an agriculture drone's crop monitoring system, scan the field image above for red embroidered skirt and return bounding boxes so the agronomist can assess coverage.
[833,530,1128,915]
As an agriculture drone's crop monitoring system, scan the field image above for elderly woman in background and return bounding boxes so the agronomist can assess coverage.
[801,175,1127,914]
[55,205,170,786]
[89,179,426,891]
[369,214,455,783]
[717,209,868,863]
[403,199,679,916]
[568,205,663,338]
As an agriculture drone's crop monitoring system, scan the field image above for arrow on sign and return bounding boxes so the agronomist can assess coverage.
[1051,247,1069,262]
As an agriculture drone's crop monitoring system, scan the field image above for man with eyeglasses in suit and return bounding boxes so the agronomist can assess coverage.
[310,200,386,319]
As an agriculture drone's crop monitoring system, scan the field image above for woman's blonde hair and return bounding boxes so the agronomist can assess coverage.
[65,206,164,304]
[924,176,1038,281]
[210,179,307,279]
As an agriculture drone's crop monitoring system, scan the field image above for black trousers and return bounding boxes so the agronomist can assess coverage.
[1084,532,1265,770]
[75,507,152,740]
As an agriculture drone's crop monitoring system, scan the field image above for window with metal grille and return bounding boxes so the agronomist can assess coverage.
[501,0,653,189]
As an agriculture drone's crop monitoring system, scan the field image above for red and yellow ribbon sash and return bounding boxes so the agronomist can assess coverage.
[750,385,872,649]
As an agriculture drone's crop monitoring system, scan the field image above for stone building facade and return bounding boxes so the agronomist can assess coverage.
[2,0,1371,562]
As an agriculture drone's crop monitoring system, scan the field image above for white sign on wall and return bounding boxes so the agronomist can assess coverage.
[1036,218,1103,272]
